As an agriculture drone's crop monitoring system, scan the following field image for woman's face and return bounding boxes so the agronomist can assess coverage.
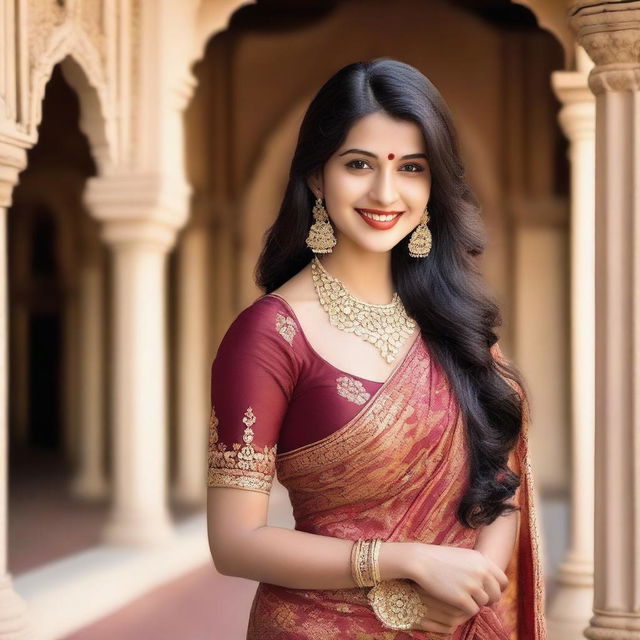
[307,111,431,254]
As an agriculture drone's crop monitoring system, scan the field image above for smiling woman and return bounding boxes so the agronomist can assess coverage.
[308,117,432,253]
[207,57,546,640]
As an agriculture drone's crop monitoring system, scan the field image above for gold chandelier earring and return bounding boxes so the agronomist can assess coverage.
[407,206,432,258]
[305,195,337,254]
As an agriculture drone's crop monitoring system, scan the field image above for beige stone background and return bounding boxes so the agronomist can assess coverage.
[0,0,637,639]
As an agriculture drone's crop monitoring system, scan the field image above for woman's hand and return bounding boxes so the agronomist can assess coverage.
[410,585,475,635]
[402,542,509,617]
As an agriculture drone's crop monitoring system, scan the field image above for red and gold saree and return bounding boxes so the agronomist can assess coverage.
[208,294,546,639]
[245,332,546,639]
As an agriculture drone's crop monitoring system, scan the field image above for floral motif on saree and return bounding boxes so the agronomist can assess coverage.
[336,375,371,405]
[275,312,298,346]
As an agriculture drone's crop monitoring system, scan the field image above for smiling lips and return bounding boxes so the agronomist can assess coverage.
[355,207,404,230]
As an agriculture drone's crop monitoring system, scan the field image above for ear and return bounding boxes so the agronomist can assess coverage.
[306,172,323,199]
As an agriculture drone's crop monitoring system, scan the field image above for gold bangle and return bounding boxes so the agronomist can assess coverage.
[351,539,364,587]
[362,540,373,587]
[350,539,360,587]
[367,578,428,630]
[371,538,382,586]
[351,538,383,588]
[362,539,374,586]
[354,539,369,587]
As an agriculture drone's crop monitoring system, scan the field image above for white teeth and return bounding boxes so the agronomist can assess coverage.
[358,210,400,222]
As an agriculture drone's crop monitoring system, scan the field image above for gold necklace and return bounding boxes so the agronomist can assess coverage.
[311,256,417,364]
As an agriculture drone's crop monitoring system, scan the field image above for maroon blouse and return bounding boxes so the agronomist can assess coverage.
[207,293,386,493]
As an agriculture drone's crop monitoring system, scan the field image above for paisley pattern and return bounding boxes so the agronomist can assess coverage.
[275,312,297,346]
[336,375,371,405]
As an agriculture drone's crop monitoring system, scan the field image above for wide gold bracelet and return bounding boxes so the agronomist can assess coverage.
[367,578,428,630]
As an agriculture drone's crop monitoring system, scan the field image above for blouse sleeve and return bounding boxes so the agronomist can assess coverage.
[208,298,300,494]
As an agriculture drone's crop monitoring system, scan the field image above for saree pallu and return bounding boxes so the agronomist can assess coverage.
[247,335,546,639]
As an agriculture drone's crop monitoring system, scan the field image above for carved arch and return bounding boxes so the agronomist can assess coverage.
[189,0,258,71]
[511,0,575,68]
[28,22,114,172]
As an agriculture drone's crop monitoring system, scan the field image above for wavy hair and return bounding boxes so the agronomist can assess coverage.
[255,58,528,528]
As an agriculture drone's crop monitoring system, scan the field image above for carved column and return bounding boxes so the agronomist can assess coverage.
[85,174,188,545]
[569,2,640,638]
[0,140,36,638]
[547,46,596,640]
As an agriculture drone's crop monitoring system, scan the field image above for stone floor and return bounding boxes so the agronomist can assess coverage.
[65,564,256,640]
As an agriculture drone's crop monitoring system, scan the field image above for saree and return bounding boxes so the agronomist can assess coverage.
[245,333,547,639]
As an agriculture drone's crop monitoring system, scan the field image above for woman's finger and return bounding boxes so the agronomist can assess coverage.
[485,559,509,591]
[413,614,457,634]
[470,587,491,607]
[482,574,503,605]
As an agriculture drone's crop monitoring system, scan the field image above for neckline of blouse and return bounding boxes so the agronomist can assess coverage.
[263,292,420,386]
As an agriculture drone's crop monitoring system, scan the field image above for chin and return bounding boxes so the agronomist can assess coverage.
[350,238,401,254]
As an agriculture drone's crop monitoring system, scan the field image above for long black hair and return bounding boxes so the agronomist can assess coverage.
[255,58,527,528]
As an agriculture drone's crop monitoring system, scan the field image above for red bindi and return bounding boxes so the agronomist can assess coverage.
[387,153,395,160]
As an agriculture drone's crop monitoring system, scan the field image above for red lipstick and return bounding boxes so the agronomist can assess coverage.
[355,207,404,230]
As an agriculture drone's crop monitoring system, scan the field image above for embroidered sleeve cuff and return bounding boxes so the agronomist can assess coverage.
[207,468,274,494]
[207,405,278,495]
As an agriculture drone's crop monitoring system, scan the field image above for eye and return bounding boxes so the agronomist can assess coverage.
[401,163,425,173]
[345,159,371,170]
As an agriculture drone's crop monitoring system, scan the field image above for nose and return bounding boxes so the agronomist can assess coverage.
[368,165,399,206]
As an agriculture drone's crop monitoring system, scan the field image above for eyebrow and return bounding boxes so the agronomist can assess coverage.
[338,148,427,161]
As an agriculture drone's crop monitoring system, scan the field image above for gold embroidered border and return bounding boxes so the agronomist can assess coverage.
[492,343,547,639]
[207,405,277,494]
[519,391,547,639]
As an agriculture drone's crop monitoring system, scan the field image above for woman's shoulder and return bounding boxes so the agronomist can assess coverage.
[218,264,314,355]
[215,293,305,364]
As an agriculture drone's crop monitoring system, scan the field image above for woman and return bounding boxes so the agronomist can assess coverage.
[207,58,546,639]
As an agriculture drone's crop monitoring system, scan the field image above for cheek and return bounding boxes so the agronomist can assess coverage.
[326,176,368,208]
[402,188,427,209]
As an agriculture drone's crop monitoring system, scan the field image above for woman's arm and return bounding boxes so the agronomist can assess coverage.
[473,509,519,572]
[474,437,521,572]
[207,486,409,589]
[209,486,508,619]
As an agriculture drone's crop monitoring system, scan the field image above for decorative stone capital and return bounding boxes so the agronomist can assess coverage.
[84,172,192,250]
[569,1,640,93]
[0,140,28,207]
[551,70,596,141]
[100,220,178,252]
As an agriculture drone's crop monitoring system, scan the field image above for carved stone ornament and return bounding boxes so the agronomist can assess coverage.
[569,0,640,93]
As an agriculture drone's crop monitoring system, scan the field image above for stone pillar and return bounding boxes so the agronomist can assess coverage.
[173,222,210,505]
[85,174,187,546]
[569,3,640,639]
[0,141,36,637]
[546,46,596,640]
[70,235,108,500]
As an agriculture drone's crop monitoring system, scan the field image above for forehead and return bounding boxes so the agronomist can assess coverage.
[341,112,426,152]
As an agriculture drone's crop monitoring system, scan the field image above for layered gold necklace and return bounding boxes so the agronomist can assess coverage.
[311,255,417,364]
